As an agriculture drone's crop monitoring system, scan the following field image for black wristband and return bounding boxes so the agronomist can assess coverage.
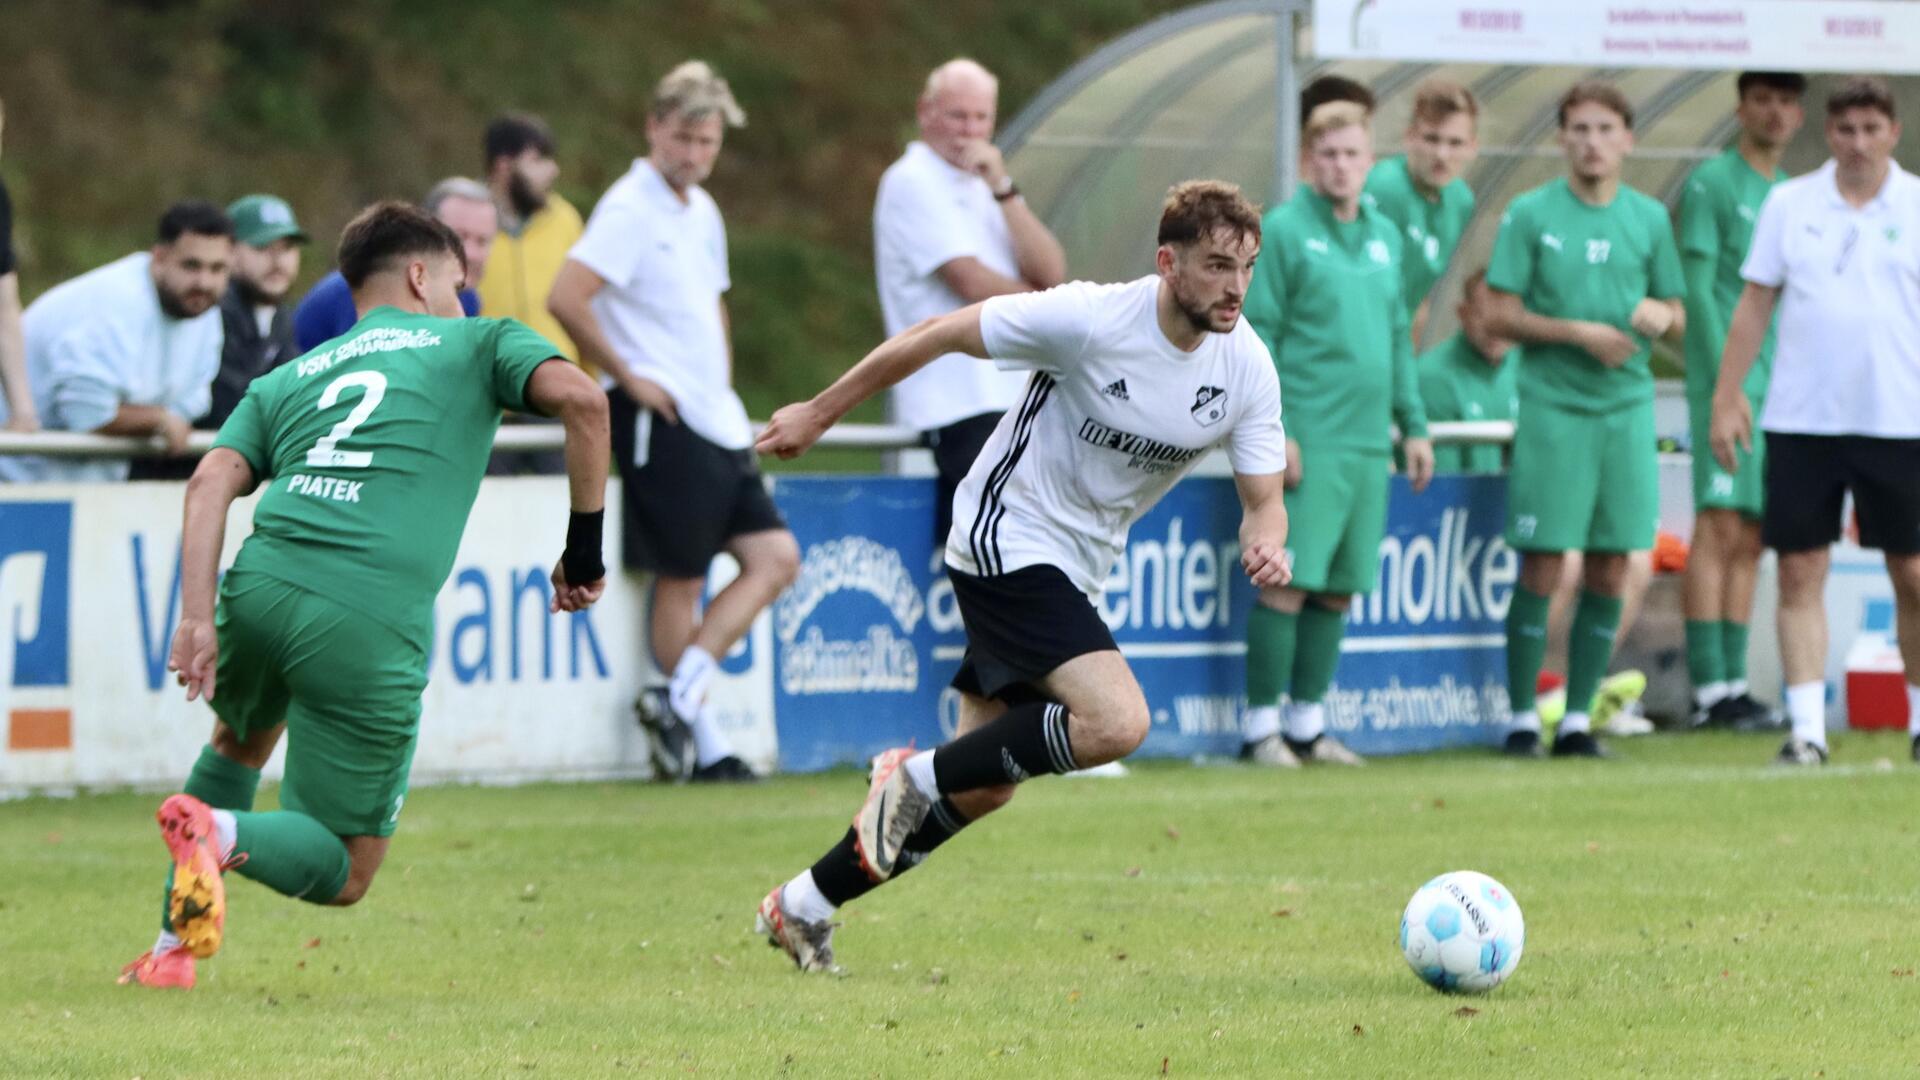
[562,510,606,584]
[993,181,1020,202]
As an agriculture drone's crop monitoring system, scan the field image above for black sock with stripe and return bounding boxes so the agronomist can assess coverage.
[931,701,1078,793]
[806,797,974,907]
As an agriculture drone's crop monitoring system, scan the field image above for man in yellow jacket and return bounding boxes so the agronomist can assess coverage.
[480,112,585,365]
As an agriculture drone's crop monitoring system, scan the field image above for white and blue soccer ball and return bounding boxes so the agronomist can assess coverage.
[1398,870,1525,993]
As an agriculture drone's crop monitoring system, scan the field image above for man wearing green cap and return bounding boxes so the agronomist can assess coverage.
[212,194,308,427]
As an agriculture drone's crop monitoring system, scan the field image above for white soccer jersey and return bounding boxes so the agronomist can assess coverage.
[946,276,1288,597]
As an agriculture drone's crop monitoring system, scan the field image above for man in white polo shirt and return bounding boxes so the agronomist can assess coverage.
[548,60,799,783]
[874,57,1067,544]
[1712,77,1920,766]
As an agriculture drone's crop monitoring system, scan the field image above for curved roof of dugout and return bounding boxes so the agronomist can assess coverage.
[1001,0,1920,344]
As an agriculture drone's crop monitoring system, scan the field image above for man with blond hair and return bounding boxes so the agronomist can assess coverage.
[1363,78,1480,342]
[875,57,1067,545]
[549,60,796,783]
[1239,101,1432,769]
[752,180,1289,973]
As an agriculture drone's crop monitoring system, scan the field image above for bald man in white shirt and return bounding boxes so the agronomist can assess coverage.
[875,58,1068,544]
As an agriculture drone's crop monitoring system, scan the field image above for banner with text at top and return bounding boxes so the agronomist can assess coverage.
[1313,0,1920,73]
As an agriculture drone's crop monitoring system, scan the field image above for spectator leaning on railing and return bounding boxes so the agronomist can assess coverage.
[0,200,232,484]
[0,98,35,433]
[292,178,494,352]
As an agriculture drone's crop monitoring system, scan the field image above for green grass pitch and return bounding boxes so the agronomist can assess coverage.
[8,732,1919,1077]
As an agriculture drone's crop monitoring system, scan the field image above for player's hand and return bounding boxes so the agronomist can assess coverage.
[1629,298,1675,340]
[168,616,219,702]
[755,401,832,460]
[1242,541,1293,589]
[548,561,607,612]
[619,374,679,425]
[1710,390,1753,474]
[958,141,1010,192]
[1578,322,1639,368]
[1402,436,1435,493]
[1283,438,1303,491]
[159,411,194,455]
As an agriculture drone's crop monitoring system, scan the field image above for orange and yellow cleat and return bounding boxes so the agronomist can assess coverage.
[117,946,196,989]
[156,794,231,960]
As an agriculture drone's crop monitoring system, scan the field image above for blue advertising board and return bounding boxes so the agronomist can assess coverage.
[766,473,1517,770]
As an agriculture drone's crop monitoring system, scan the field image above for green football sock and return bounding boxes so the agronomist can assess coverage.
[1505,586,1552,713]
[1246,604,1298,707]
[1721,620,1750,684]
[162,746,264,934]
[228,811,351,905]
[1684,620,1726,693]
[1290,603,1348,705]
[1567,591,1625,715]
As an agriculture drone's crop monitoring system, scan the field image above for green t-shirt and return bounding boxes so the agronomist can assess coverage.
[1486,178,1686,413]
[1677,146,1783,404]
[213,307,560,648]
[1244,187,1427,456]
[1417,332,1518,475]
[1363,155,1476,316]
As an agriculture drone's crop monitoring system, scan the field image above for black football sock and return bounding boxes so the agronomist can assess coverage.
[805,796,974,906]
[930,701,1077,794]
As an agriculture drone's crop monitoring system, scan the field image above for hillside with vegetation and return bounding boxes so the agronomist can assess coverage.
[2,0,1187,422]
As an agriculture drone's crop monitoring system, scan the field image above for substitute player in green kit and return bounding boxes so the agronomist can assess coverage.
[1239,101,1433,768]
[1680,71,1805,730]
[1486,82,1686,758]
[119,202,612,989]
[1362,78,1480,342]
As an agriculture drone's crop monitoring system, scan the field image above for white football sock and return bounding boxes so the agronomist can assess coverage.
[669,645,718,721]
[1908,683,1920,738]
[781,870,836,923]
[211,808,237,855]
[1242,705,1281,744]
[1559,711,1591,735]
[153,929,183,954]
[1786,681,1826,746]
[1284,701,1326,743]
[1694,681,1730,709]
[1509,709,1541,734]
[1728,678,1749,698]
[690,707,734,768]
[903,749,939,798]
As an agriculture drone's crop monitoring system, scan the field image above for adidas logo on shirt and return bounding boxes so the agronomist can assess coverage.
[1102,379,1130,401]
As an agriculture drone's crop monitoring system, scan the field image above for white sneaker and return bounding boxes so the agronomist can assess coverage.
[1295,734,1367,766]
[1239,733,1301,768]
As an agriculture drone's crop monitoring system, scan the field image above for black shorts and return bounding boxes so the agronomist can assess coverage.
[1763,432,1920,554]
[948,563,1119,705]
[926,411,1004,545]
[608,387,787,578]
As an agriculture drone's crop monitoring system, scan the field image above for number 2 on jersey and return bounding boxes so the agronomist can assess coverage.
[306,371,388,468]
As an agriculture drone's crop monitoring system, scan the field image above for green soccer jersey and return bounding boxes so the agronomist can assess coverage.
[1486,178,1686,413]
[1678,146,1783,404]
[1417,332,1518,474]
[1363,155,1476,316]
[1244,187,1427,456]
[212,307,560,648]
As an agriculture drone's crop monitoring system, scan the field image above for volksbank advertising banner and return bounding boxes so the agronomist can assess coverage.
[1313,0,1920,73]
[766,473,1516,771]
[2,473,1511,792]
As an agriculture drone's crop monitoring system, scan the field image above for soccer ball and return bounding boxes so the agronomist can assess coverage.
[1398,870,1525,993]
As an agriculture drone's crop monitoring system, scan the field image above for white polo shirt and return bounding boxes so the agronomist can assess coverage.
[874,140,1027,432]
[0,252,222,483]
[1744,159,1920,438]
[569,158,752,449]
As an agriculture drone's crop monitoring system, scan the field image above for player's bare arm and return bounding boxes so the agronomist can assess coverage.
[1710,281,1781,472]
[1484,287,1636,368]
[547,258,680,423]
[1629,296,1687,342]
[757,305,988,459]
[167,448,259,702]
[1234,469,1292,589]
[524,357,612,613]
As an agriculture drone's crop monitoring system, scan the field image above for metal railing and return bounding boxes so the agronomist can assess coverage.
[0,420,1515,460]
